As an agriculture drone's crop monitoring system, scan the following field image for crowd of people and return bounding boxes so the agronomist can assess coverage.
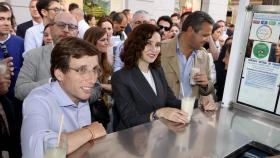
[0,0,253,158]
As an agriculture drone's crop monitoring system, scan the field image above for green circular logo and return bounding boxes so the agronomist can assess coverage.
[253,42,269,59]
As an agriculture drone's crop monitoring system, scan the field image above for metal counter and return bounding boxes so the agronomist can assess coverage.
[68,108,280,158]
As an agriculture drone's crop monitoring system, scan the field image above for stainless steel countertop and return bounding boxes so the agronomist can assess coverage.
[68,108,280,158]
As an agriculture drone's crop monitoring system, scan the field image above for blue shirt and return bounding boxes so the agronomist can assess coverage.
[176,39,197,98]
[21,81,91,158]
[24,23,44,53]
[0,34,24,97]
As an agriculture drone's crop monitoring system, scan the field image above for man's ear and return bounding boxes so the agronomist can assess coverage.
[186,26,194,33]
[54,69,64,81]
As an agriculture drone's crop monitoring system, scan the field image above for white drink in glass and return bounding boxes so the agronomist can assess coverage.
[44,148,66,158]
[44,136,67,158]
[181,97,196,122]
[190,67,200,85]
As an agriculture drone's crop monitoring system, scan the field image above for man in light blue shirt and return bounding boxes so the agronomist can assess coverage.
[161,11,215,100]
[21,37,107,158]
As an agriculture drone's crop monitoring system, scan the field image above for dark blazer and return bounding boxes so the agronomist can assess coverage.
[16,20,33,39]
[112,66,181,131]
[0,95,21,158]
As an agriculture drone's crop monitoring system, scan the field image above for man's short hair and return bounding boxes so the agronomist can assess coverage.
[111,12,127,24]
[68,3,79,12]
[181,11,214,32]
[50,37,100,80]
[36,0,59,18]
[132,10,149,21]
[171,13,180,19]
[122,9,130,16]
[216,20,225,24]
[157,16,172,29]
[180,11,191,23]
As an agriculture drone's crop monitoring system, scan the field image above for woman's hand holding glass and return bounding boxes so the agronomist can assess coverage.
[156,107,188,124]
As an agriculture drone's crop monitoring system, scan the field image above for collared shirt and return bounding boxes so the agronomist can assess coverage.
[24,23,44,53]
[176,38,197,98]
[113,41,124,72]
[78,19,90,38]
[32,20,41,26]
[21,81,91,158]
[0,34,10,44]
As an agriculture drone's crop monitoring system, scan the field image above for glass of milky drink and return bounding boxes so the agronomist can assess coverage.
[181,97,196,123]
[44,135,67,158]
[190,67,200,85]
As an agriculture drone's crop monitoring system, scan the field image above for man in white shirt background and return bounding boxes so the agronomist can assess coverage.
[16,0,42,39]
[24,0,62,52]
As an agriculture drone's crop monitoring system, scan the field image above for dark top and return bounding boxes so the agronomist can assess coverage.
[124,23,132,35]
[16,20,33,39]
[112,66,181,131]
[214,46,227,101]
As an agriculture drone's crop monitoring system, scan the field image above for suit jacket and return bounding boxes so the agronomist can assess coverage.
[0,96,21,157]
[160,36,214,98]
[16,20,33,39]
[112,66,180,131]
[15,45,53,100]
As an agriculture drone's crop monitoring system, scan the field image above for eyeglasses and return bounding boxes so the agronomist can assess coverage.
[53,21,78,32]
[47,8,64,14]
[69,65,103,77]
[158,25,170,31]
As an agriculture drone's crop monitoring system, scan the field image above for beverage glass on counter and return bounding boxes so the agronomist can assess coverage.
[181,97,196,123]
[44,135,67,158]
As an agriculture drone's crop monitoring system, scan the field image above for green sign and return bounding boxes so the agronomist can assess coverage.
[253,42,269,59]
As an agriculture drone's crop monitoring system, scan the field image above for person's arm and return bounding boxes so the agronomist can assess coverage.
[14,50,49,100]
[21,96,106,157]
[65,122,106,154]
[21,97,58,158]
[113,42,124,72]
[194,54,214,96]
[206,36,220,61]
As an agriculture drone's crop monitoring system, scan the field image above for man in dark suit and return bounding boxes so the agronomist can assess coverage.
[16,0,42,39]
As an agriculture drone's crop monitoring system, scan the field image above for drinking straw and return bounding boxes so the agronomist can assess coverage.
[180,82,185,97]
[57,114,64,146]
